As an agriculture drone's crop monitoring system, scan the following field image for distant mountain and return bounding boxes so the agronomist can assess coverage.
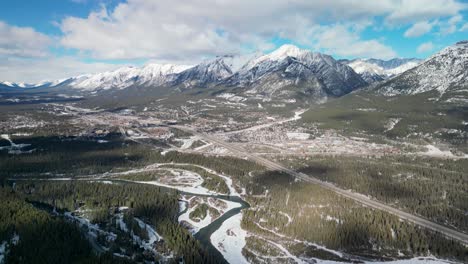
[375,41,468,100]
[343,58,422,83]
[0,79,69,89]
[222,45,367,101]
[67,64,193,91]
[0,64,193,92]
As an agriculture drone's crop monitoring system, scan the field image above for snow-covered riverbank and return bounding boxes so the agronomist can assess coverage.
[210,212,249,264]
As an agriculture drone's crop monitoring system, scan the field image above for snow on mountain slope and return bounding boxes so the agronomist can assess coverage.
[345,58,422,83]
[348,60,387,76]
[1,64,193,92]
[376,41,468,97]
[386,61,421,75]
[242,44,308,70]
[172,57,234,88]
[1,81,45,88]
[223,52,263,73]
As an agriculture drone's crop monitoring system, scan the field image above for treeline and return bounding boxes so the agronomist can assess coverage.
[281,155,468,232]
[242,170,468,262]
[0,135,146,178]
[157,219,220,264]
[15,181,179,222]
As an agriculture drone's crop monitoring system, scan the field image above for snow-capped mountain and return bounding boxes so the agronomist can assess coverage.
[0,80,66,89]
[0,45,367,102]
[376,41,468,98]
[222,44,367,100]
[344,58,422,83]
[68,64,193,91]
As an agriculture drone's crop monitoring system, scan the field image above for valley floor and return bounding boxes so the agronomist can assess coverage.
[0,98,467,264]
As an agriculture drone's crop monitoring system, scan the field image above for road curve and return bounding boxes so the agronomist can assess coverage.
[172,125,468,245]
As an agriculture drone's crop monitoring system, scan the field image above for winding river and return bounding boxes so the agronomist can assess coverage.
[13,178,250,264]
[179,192,250,264]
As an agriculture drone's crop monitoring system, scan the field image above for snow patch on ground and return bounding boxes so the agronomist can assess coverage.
[0,134,33,154]
[420,145,468,159]
[116,214,129,233]
[210,212,248,264]
[385,118,401,132]
[0,241,6,264]
[174,136,199,149]
[286,132,310,140]
[178,200,188,213]
[216,93,246,102]
[134,217,161,251]
[279,212,293,226]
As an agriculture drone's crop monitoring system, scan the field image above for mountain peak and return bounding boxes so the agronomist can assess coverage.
[269,44,306,60]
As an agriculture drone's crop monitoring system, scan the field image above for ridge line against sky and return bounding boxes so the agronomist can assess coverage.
[1,0,468,83]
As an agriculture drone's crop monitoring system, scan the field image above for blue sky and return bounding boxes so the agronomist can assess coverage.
[1,0,468,82]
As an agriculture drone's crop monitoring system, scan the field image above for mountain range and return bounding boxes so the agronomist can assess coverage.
[1,42,467,104]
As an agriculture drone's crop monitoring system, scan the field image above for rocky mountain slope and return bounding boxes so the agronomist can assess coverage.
[375,41,468,101]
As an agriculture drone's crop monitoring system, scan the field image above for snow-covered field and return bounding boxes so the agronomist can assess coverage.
[210,212,249,264]
[286,132,310,140]
[385,118,402,132]
[135,168,219,195]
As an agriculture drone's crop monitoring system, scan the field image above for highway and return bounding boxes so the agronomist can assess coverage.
[172,125,468,245]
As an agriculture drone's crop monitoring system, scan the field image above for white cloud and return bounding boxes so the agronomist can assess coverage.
[386,0,467,24]
[438,14,463,35]
[309,24,397,59]
[0,56,124,83]
[460,22,468,31]
[417,41,434,53]
[0,21,51,57]
[404,21,434,37]
[58,0,466,61]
